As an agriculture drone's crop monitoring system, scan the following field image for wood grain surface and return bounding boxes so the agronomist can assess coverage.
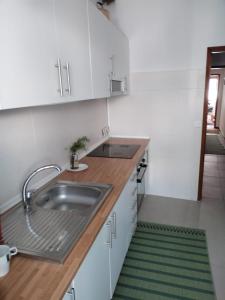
[0,137,149,300]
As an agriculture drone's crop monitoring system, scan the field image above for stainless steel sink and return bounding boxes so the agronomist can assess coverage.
[1,180,113,263]
[33,181,108,213]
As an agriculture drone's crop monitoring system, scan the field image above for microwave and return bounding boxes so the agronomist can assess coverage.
[110,77,128,97]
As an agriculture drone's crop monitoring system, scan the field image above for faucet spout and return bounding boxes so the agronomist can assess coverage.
[22,164,62,210]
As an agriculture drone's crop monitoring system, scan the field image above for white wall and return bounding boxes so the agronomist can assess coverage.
[108,0,225,200]
[109,71,204,200]
[0,99,108,212]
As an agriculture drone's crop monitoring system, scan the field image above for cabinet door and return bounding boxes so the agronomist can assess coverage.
[54,0,92,101]
[0,0,59,109]
[73,222,111,300]
[108,23,129,83]
[88,1,111,99]
[109,195,128,297]
[109,169,137,297]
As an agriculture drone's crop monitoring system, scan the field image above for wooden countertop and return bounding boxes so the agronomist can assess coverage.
[0,137,149,300]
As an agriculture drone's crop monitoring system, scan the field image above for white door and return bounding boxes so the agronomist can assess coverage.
[73,222,111,300]
[54,0,92,101]
[88,1,111,99]
[0,0,59,109]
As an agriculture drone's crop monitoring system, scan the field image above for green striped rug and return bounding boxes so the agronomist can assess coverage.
[113,222,216,300]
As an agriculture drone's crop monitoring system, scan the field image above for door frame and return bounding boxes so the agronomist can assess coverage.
[197,46,225,200]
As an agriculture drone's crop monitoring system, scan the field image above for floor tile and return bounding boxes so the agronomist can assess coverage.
[203,176,221,188]
[138,195,200,228]
[211,264,225,300]
[204,167,220,177]
[217,155,225,163]
[205,155,218,163]
[218,169,225,178]
[138,153,225,299]
[202,185,224,199]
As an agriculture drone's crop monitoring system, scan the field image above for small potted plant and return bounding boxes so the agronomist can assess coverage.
[70,136,89,169]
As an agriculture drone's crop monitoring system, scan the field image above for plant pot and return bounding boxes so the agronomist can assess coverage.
[70,153,79,169]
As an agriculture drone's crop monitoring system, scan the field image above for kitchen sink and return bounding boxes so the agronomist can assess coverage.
[1,180,113,263]
[33,181,109,214]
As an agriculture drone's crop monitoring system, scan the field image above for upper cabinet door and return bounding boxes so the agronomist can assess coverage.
[88,1,111,99]
[54,0,92,101]
[0,0,59,109]
[109,24,129,82]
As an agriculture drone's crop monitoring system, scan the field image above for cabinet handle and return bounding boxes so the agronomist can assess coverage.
[55,58,63,96]
[106,220,112,248]
[111,212,117,239]
[66,288,76,300]
[132,186,138,197]
[64,62,71,96]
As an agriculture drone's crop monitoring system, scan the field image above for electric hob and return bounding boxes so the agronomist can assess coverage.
[87,143,140,159]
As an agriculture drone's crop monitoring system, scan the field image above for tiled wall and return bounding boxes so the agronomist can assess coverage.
[108,70,205,200]
[0,99,108,211]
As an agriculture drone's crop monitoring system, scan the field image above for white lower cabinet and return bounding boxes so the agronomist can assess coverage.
[64,168,137,300]
[72,221,111,300]
[109,169,137,297]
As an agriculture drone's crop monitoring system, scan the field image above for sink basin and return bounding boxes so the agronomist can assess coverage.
[1,180,113,263]
[33,181,112,213]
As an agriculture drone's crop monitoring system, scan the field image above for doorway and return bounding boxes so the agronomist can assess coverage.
[198,46,225,200]
[207,74,219,132]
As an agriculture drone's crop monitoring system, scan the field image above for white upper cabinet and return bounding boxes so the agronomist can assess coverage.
[88,1,111,99]
[54,0,92,101]
[0,0,129,110]
[0,0,59,109]
[109,22,129,83]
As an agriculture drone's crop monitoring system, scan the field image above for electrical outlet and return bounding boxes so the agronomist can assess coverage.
[101,126,110,137]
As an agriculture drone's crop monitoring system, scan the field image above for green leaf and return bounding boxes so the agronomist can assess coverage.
[70,136,90,154]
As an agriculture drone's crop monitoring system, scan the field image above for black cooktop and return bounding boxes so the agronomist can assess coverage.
[87,143,140,159]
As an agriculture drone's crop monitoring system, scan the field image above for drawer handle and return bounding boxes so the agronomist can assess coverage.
[106,220,112,248]
[111,212,117,239]
[132,186,138,196]
[66,288,76,300]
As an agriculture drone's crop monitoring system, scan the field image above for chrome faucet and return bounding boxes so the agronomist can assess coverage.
[22,164,62,210]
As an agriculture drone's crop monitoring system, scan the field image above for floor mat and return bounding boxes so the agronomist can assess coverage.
[113,222,216,300]
[205,134,225,155]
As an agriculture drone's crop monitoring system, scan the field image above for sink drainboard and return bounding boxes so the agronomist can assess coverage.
[1,205,89,263]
